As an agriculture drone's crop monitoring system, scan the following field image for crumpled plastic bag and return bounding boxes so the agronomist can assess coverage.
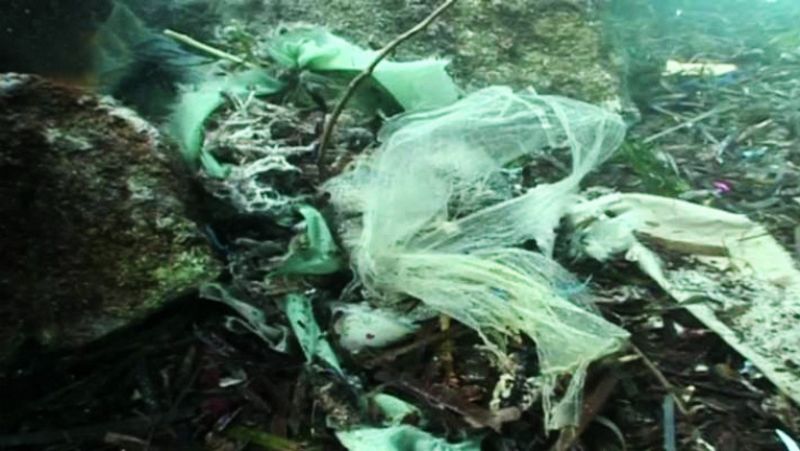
[333,302,421,352]
[326,86,629,429]
[268,26,459,111]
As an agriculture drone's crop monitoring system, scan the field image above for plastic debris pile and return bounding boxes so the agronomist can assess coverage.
[162,22,635,448]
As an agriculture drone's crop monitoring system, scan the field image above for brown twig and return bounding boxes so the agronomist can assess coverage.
[376,374,518,433]
[363,324,468,369]
[631,344,690,416]
[0,411,194,448]
[164,29,257,69]
[439,314,457,384]
[551,372,620,451]
[315,0,459,176]
[642,106,734,144]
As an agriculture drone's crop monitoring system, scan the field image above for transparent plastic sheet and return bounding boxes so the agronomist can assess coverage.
[325,87,629,429]
[568,192,800,408]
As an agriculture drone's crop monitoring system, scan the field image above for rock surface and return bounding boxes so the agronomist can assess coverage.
[0,74,220,359]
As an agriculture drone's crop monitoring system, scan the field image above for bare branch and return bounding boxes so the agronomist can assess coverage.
[316,0,459,176]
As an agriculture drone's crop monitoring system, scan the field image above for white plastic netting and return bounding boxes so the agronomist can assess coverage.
[325,87,629,429]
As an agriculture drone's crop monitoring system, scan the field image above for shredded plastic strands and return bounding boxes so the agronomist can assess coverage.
[170,69,285,177]
[200,97,319,219]
[326,87,629,429]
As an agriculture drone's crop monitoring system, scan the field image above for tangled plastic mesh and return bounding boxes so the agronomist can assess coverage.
[201,96,317,218]
[325,87,629,429]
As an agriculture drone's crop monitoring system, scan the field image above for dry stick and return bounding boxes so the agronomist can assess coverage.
[439,314,457,384]
[642,105,734,145]
[631,344,689,416]
[315,0,459,175]
[551,373,620,451]
[164,29,257,69]
[364,325,469,369]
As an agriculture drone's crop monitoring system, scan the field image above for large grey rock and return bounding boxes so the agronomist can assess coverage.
[0,74,220,359]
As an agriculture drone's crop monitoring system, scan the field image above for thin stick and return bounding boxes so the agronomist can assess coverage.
[363,325,468,369]
[631,344,689,416]
[643,106,734,144]
[551,373,620,451]
[315,0,459,174]
[439,314,457,384]
[164,29,255,68]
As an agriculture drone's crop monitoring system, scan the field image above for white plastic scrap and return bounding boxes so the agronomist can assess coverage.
[663,60,738,77]
[568,193,800,406]
[777,429,800,451]
[333,303,420,352]
[326,87,629,429]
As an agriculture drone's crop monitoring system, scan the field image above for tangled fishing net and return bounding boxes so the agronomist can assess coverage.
[325,86,630,429]
[201,97,318,219]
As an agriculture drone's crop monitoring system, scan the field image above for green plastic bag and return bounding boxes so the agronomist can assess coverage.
[337,394,479,451]
[284,293,342,374]
[274,206,343,276]
[336,426,480,451]
[268,26,459,112]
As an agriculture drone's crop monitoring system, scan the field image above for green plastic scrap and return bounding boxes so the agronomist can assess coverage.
[201,283,289,352]
[282,295,476,450]
[274,205,343,276]
[268,26,459,112]
[371,393,423,426]
[284,293,342,373]
[170,69,285,177]
[336,426,480,451]
[336,390,479,450]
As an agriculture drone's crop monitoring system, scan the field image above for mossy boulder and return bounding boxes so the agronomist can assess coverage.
[0,74,220,359]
